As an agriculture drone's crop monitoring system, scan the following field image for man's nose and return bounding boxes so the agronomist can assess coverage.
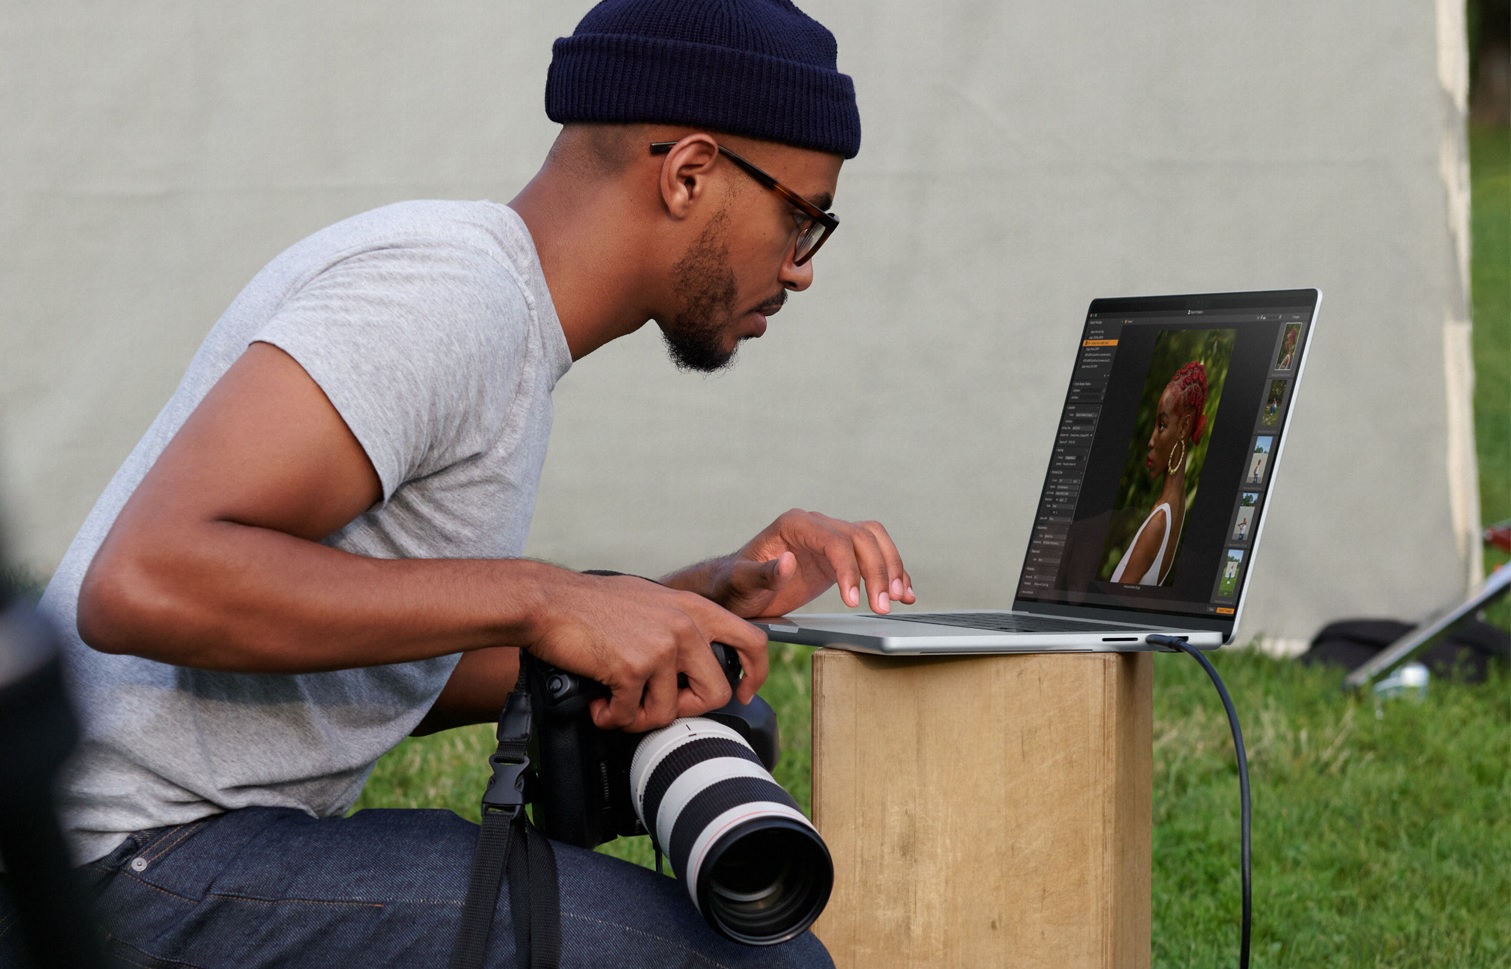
[780,252,814,292]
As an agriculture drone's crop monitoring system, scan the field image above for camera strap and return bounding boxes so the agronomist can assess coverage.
[449,664,560,969]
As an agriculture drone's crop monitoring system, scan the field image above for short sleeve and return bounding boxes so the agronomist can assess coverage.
[256,236,529,501]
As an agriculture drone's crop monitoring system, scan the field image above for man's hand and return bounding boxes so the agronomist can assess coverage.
[523,571,769,733]
[661,509,915,619]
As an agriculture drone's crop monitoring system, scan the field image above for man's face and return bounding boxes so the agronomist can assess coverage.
[660,208,786,373]
[656,143,841,373]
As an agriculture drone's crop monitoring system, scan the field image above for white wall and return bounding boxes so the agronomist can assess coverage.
[0,0,1478,648]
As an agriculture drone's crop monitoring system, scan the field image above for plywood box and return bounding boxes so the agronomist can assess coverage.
[810,649,1152,969]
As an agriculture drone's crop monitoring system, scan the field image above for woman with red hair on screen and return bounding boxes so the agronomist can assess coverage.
[1111,361,1209,585]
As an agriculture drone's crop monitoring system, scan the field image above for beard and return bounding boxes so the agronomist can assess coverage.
[661,211,743,373]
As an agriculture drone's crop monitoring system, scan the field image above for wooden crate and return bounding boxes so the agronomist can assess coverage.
[810,649,1152,969]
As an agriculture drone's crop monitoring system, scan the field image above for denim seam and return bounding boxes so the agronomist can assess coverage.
[204,892,385,911]
[118,873,200,905]
[136,820,210,864]
[563,911,740,969]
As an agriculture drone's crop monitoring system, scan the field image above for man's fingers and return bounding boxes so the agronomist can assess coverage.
[756,555,786,588]
[633,665,683,732]
[580,587,767,731]
[727,554,792,597]
[857,522,895,613]
[591,692,635,731]
[819,519,893,613]
[859,519,914,605]
[765,509,911,614]
[673,656,734,720]
[592,664,681,732]
[727,626,769,703]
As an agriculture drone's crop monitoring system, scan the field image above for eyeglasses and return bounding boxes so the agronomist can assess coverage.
[650,141,839,266]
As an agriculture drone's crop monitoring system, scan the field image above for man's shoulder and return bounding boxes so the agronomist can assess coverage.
[313,200,529,257]
[261,200,565,396]
[270,200,548,323]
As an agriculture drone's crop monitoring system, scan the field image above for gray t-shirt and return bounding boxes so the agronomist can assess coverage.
[41,200,572,864]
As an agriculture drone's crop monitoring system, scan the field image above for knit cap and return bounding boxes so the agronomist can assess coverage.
[545,0,861,158]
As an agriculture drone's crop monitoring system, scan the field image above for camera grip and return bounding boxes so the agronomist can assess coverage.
[528,642,764,848]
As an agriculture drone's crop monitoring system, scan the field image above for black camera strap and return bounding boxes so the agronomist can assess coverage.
[450,665,560,969]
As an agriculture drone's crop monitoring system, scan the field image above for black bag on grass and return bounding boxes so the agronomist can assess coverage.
[1299,617,1509,684]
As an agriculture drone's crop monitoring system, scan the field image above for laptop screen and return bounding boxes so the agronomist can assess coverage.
[1013,289,1318,628]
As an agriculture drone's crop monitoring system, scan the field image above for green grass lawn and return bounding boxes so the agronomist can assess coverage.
[1472,123,1511,631]
[1472,123,1510,528]
[1152,649,1509,968]
[355,124,1511,965]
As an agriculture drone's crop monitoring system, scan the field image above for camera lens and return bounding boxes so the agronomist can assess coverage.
[630,719,833,946]
[700,821,832,943]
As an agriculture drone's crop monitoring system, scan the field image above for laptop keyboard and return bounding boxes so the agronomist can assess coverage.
[877,612,1145,634]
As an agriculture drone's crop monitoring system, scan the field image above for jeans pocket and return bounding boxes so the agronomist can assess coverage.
[127,818,213,871]
[112,808,300,904]
[90,817,239,969]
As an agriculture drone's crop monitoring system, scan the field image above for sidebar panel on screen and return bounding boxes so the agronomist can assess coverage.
[1019,318,1123,596]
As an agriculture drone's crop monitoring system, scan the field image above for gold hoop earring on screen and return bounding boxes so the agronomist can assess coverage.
[1168,439,1187,475]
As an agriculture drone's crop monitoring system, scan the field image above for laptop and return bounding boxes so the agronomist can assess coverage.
[756,288,1321,655]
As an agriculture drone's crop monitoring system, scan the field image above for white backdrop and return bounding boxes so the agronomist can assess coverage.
[0,0,1479,651]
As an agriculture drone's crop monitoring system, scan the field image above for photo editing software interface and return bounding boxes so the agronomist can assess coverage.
[1016,293,1314,621]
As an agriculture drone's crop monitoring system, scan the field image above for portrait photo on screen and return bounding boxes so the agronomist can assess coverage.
[1275,323,1301,371]
[1098,328,1237,586]
[1218,547,1247,599]
[1246,435,1274,486]
[1260,379,1287,428]
[1231,492,1259,542]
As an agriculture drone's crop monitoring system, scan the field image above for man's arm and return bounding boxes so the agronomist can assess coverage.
[78,342,763,732]
[414,646,521,735]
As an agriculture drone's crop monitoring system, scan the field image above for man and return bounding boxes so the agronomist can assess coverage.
[6,1,913,966]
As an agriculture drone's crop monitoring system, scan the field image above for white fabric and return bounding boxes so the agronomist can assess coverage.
[1110,503,1173,585]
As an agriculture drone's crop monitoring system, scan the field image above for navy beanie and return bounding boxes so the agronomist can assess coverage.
[546,0,861,159]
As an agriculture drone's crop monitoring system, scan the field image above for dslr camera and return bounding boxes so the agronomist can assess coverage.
[527,643,833,946]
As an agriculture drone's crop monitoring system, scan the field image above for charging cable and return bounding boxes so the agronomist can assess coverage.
[1147,633,1251,969]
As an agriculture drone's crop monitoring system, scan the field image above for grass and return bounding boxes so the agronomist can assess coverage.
[1472,123,1510,529]
[1152,648,1509,968]
[1,567,47,603]
[1471,123,1511,631]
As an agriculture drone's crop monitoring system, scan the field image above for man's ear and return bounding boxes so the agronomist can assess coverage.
[655,134,721,220]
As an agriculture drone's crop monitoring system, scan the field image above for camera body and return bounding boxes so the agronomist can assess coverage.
[526,642,832,946]
[528,643,779,849]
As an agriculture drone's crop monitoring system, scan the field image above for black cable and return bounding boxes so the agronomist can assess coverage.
[1147,634,1250,969]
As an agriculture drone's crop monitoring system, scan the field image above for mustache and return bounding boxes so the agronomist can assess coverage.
[755,291,788,316]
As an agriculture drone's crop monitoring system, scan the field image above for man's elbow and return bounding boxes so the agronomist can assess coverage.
[76,548,168,657]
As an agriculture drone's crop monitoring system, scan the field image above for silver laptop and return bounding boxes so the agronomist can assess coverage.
[756,288,1320,655]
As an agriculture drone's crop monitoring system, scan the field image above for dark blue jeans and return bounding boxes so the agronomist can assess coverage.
[0,807,831,969]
